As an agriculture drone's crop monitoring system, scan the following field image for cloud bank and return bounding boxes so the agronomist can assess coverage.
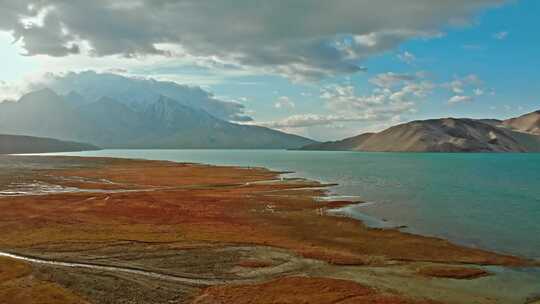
[0,0,505,80]
[25,71,251,121]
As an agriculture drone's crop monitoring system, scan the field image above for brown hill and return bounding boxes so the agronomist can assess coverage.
[502,110,540,135]
[299,133,374,151]
[0,134,99,154]
[300,110,540,152]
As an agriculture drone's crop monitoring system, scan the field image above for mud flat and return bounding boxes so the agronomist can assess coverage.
[0,155,538,304]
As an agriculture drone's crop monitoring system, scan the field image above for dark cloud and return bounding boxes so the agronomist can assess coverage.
[14,11,80,56]
[0,0,505,79]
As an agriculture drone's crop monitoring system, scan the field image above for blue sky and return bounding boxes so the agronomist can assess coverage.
[0,0,538,141]
[211,0,539,139]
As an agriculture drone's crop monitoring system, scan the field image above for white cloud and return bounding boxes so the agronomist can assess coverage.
[0,80,22,101]
[464,74,482,85]
[0,74,46,101]
[274,96,296,109]
[13,70,252,121]
[257,113,380,129]
[262,71,433,130]
[397,51,416,64]
[443,74,484,97]
[493,31,509,40]
[0,0,506,80]
[474,88,485,96]
[369,72,418,88]
[448,95,473,104]
[324,72,433,114]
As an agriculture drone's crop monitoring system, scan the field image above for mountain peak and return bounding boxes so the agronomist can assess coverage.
[84,96,134,113]
[20,88,60,102]
[17,88,68,109]
[148,95,204,116]
[40,71,250,121]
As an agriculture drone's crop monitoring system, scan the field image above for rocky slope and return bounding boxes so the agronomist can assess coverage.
[502,110,540,135]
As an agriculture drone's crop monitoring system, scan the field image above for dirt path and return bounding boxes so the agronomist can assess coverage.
[0,251,256,287]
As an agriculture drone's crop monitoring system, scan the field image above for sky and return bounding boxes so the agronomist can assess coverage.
[0,0,538,141]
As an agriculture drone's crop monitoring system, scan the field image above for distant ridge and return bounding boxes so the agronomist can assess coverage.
[0,134,100,154]
[299,110,540,153]
[299,133,374,151]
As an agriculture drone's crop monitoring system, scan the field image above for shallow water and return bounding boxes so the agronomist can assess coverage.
[37,149,540,261]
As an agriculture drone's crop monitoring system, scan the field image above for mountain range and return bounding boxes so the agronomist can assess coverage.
[2,70,537,153]
[0,134,99,154]
[0,88,315,149]
[39,71,252,122]
[300,110,540,152]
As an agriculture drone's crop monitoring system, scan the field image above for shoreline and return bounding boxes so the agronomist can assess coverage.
[0,155,539,303]
[2,154,537,260]
[275,162,540,261]
[260,165,540,262]
[4,153,536,260]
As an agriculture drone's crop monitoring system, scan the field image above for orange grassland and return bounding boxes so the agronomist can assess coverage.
[0,156,532,303]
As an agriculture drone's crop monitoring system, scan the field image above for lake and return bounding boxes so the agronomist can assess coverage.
[42,149,540,260]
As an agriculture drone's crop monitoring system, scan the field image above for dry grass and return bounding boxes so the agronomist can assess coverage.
[237,259,273,268]
[0,157,527,267]
[192,276,440,304]
[0,258,88,304]
[417,266,490,279]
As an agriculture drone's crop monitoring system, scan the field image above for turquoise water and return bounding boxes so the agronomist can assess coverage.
[43,149,540,260]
